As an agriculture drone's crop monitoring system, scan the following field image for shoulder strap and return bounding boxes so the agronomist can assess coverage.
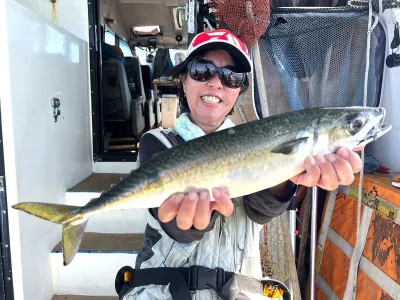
[144,128,174,148]
[160,130,185,147]
[145,128,184,149]
[137,128,182,167]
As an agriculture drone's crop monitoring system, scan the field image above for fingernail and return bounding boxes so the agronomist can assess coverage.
[172,193,184,203]
[221,186,230,197]
[213,188,220,198]
[188,192,197,201]
[199,190,209,200]
[317,155,326,164]
[337,148,349,157]
[326,154,336,162]
[309,156,316,165]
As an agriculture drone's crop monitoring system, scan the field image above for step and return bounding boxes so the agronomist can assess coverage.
[109,137,137,143]
[93,162,138,174]
[69,173,128,192]
[66,173,147,234]
[52,233,143,296]
[108,144,137,151]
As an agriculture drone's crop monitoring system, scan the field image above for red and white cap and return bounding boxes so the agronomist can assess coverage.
[186,29,252,73]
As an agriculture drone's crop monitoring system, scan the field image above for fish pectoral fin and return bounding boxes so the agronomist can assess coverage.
[62,219,88,266]
[271,137,309,155]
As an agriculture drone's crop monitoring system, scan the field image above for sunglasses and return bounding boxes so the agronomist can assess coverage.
[187,59,245,89]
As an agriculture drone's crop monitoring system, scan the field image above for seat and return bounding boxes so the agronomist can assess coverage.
[101,58,145,138]
[125,57,144,99]
[152,48,173,81]
[141,65,152,100]
[125,57,155,131]
[141,65,157,129]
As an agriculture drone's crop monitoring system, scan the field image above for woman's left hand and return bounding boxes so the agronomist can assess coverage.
[158,187,234,230]
[290,147,362,191]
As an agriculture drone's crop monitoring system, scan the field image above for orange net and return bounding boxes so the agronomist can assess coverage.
[210,0,271,46]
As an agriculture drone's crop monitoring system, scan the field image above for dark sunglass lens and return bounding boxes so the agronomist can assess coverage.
[220,68,244,88]
[189,60,215,81]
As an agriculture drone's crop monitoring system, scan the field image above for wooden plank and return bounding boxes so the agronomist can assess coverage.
[253,42,269,118]
[108,144,137,150]
[109,137,137,143]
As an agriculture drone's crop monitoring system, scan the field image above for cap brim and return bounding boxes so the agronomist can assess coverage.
[188,41,252,73]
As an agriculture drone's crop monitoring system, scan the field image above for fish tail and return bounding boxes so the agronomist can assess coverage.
[12,202,88,265]
[62,219,88,265]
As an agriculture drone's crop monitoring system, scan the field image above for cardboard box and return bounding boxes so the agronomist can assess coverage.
[160,96,178,128]
[316,173,400,299]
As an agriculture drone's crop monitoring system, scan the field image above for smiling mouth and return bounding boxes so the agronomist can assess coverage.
[202,96,221,104]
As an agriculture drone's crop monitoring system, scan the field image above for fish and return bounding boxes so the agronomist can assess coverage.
[12,107,391,265]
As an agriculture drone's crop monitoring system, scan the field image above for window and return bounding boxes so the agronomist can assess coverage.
[104,28,115,45]
[135,47,151,65]
[120,40,133,57]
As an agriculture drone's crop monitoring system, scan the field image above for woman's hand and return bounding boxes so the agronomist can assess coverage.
[158,187,234,230]
[290,147,362,191]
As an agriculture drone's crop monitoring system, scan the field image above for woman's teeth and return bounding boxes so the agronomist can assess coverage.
[201,96,221,104]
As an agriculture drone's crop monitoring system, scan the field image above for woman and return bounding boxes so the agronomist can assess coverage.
[118,29,361,300]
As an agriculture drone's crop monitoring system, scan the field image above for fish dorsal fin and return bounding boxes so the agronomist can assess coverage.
[271,137,309,155]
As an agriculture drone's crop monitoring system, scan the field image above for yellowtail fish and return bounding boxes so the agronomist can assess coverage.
[13,107,391,265]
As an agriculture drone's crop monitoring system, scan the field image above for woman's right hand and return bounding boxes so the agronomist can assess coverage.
[158,187,234,230]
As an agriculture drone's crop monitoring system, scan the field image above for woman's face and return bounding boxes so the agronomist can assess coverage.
[181,50,241,131]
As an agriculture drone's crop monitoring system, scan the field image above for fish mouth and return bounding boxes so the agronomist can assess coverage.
[357,108,392,147]
[367,124,392,140]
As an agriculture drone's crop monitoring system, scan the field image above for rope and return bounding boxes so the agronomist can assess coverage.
[351,0,379,298]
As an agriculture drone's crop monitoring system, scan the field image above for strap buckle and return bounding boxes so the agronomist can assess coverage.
[187,266,225,291]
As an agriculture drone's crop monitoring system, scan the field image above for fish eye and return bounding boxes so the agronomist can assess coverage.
[347,114,368,135]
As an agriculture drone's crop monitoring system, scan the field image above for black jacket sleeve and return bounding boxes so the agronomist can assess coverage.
[243,182,296,224]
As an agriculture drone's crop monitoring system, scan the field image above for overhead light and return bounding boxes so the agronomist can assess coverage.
[132,26,161,36]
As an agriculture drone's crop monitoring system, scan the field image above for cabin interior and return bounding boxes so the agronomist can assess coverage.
[93,0,188,162]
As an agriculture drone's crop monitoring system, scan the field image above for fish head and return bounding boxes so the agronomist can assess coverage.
[313,107,392,155]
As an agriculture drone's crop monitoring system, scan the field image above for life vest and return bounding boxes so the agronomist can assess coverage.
[115,128,289,300]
